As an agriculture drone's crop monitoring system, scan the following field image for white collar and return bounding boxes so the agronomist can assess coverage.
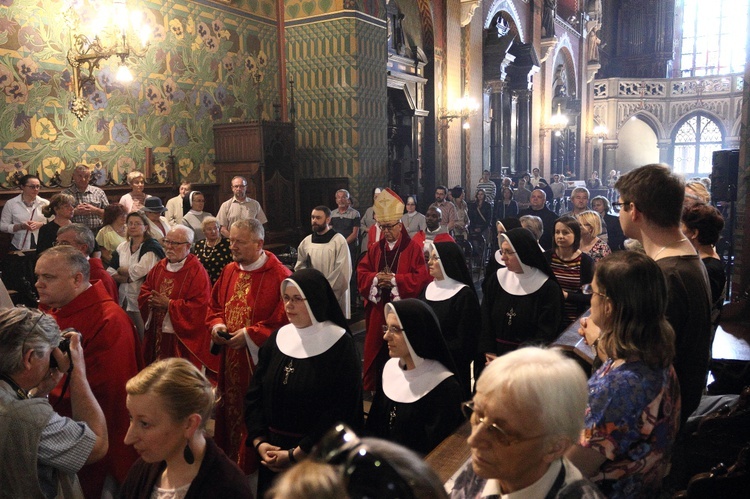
[381,358,453,403]
[482,458,562,498]
[405,211,418,217]
[187,209,203,216]
[276,321,346,358]
[425,276,467,301]
[166,258,187,272]
[493,249,503,265]
[496,265,549,295]
[239,251,268,271]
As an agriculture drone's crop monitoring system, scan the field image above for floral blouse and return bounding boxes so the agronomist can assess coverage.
[581,359,680,498]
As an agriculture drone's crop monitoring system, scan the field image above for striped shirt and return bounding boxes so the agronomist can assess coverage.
[550,252,584,325]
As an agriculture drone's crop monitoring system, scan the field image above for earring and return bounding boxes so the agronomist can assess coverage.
[183,442,195,464]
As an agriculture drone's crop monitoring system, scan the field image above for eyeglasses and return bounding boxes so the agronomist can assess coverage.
[581,283,607,299]
[52,240,73,247]
[462,401,547,447]
[24,184,41,189]
[282,295,307,305]
[162,239,190,246]
[612,201,631,210]
[382,325,405,335]
[378,223,400,231]
[500,249,516,257]
[310,423,416,499]
[428,254,440,262]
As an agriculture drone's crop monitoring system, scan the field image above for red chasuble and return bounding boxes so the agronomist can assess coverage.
[356,228,430,391]
[206,252,291,474]
[410,230,455,249]
[45,281,142,497]
[89,256,119,303]
[138,253,218,374]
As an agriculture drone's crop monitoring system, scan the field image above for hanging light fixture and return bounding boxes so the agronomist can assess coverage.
[65,0,150,119]
[549,103,569,136]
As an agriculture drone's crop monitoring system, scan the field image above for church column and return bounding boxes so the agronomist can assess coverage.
[657,139,672,164]
[515,89,532,173]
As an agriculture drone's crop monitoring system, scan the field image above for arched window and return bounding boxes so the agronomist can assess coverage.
[678,0,748,77]
[672,114,724,175]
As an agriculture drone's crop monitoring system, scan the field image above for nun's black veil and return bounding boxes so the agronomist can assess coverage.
[498,217,521,231]
[285,268,351,334]
[433,242,477,299]
[388,299,458,374]
[502,227,557,281]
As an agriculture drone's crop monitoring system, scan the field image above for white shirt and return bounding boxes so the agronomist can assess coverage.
[0,194,49,250]
[108,240,161,311]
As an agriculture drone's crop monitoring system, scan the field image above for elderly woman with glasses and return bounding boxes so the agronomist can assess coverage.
[366,298,463,455]
[452,347,603,498]
[478,228,564,378]
[566,251,680,498]
[245,268,363,496]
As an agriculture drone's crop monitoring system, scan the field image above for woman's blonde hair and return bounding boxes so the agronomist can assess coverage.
[265,461,347,499]
[576,210,602,238]
[685,181,710,203]
[126,358,214,427]
[126,171,145,185]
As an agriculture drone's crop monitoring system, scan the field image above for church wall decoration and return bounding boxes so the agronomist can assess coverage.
[0,0,277,187]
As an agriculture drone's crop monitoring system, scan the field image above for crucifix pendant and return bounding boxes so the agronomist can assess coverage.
[383,264,391,274]
[506,307,516,326]
[388,406,397,430]
[282,360,294,385]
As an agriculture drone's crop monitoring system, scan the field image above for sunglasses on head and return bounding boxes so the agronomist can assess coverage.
[311,423,416,499]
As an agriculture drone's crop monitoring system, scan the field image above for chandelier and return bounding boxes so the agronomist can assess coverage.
[64,0,150,119]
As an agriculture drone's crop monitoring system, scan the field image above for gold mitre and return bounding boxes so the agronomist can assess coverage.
[373,188,404,224]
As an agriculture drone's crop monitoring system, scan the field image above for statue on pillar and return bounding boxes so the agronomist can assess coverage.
[586,20,601,62]
[542,0,557,38]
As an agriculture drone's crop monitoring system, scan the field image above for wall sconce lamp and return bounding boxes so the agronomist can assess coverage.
[439,93,480,133]
[65,0,150,120]
[592,122,608,143]
[547,103,569,136]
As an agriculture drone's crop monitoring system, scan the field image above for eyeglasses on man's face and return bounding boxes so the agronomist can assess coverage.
[379,222,400,231]
[162,239,190,247]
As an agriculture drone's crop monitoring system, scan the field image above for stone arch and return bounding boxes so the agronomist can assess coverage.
[413,0,435,49]
[551,32,577,97]
[619,111,666,142]
[484,0,526,43]
[670,110,727,141]
[731,115,742,137]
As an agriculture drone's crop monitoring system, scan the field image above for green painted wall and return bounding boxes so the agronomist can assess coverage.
[0,0,277,185]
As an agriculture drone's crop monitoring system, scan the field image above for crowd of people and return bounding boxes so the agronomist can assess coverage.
[0,162,728,498]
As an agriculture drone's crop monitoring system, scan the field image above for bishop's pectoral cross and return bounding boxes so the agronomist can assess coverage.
[282,360,294,385]
[506,307,516,326]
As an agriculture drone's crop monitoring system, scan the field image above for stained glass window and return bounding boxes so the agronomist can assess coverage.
[679,0,747,77]
[672,114,724,175]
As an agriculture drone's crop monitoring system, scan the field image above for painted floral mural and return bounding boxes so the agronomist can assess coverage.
[0,0,278,186]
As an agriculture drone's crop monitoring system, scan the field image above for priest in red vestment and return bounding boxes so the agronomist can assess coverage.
[139,226,218,374]
[356,189,430,391]
[36,246,141,498]
[206,219,291,474]
[56,223,118,302]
